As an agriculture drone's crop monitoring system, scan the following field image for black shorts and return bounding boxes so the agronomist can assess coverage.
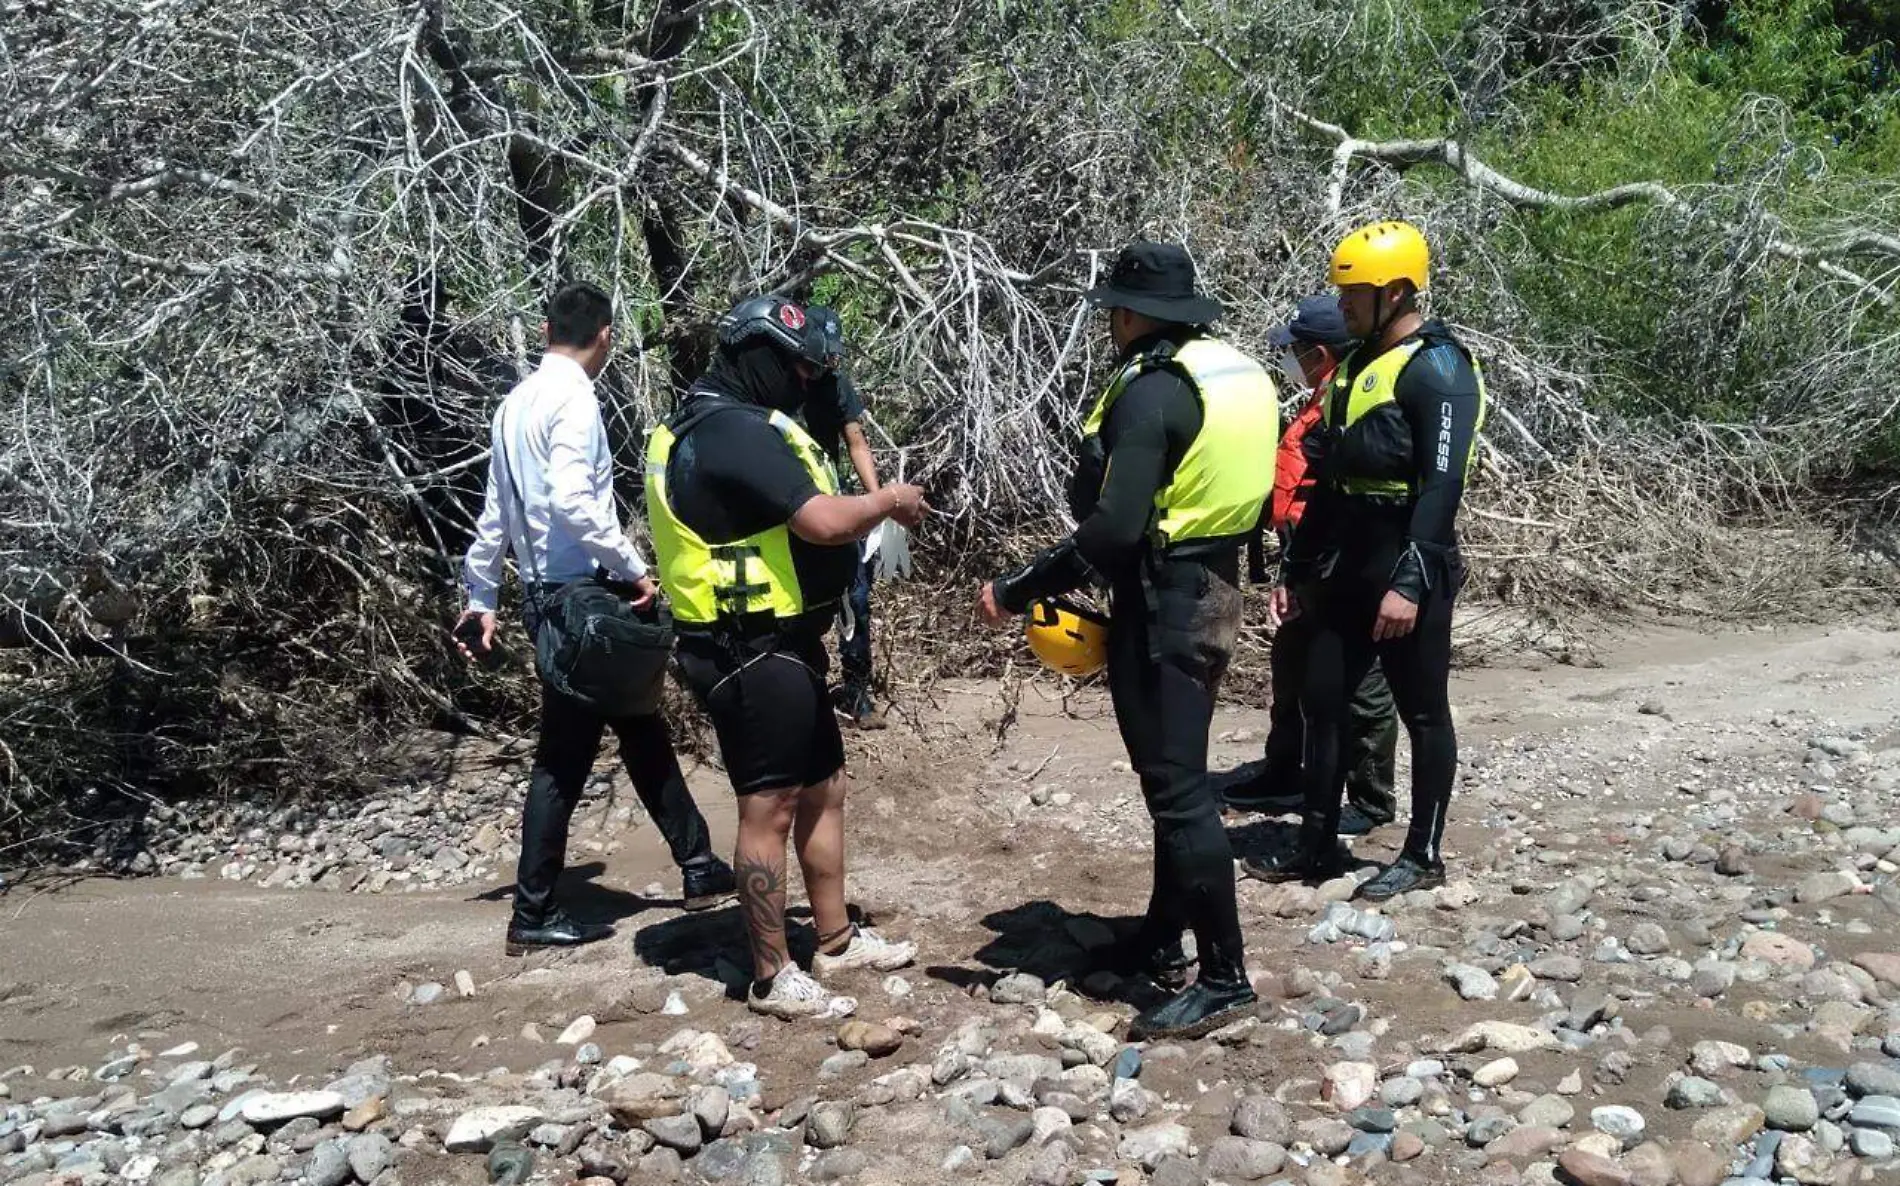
[675,630,846,796]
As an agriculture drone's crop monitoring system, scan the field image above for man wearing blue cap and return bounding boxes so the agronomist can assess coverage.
[1227,296,1399,837]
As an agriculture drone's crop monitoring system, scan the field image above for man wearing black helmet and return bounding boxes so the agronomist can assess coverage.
[646,296,930,1020]
[975,241,1278,1040]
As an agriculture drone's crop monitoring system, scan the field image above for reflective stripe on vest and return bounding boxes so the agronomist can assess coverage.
[1321,337,1488,498]
[1081,337,1280,547]
[645,407,839,625]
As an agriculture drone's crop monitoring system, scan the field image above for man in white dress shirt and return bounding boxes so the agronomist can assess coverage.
[456,282,735,955]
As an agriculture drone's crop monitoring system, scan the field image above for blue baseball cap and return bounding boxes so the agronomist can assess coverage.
[1267,295,1356,350]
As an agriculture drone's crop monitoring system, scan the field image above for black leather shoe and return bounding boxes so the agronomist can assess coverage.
[1240,840,1350,885]
[505,910,615,956]
[1128,973,1258,1041]
[1355,854,1445,902]
[681,856,737,912]
[1337,804,1395,837]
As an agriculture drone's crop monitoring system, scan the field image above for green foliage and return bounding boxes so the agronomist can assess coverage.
[1692,0,1899,146]
[784,0,1900,468]
[1342,0,1900,463]
[1297,0,1473,138]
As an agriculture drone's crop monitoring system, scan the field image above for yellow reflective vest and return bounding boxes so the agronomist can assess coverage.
[1081,336,1280,548]
[645,403,840,625]
[1321,336,1488,499]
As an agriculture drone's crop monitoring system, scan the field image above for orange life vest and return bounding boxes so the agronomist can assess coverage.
[1267,363,1337,530]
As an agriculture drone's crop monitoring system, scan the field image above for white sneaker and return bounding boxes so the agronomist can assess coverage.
[812,927,918,976]
[747,967,857,1020]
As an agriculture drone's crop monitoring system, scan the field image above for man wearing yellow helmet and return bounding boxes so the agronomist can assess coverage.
[975,240,1278,1040]
[1243,220,1486,901]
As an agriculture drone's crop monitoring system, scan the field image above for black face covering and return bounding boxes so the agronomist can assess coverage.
[696,339,806,413]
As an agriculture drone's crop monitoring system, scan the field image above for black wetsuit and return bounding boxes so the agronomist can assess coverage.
[1284,320,1482,868]
[994,328,1248,986]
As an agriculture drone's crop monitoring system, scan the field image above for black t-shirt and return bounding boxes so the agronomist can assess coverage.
[664,398,859,615]
[802,372,865,470]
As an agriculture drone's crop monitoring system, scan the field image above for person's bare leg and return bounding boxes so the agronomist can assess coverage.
[734,787,799,980]
[792,769,850,953]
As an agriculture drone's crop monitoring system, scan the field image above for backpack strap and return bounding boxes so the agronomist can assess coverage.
[666,393,768,442]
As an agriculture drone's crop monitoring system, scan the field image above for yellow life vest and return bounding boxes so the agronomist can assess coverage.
[1081,337,1279,548]
[1321,336,1488,498]
[645,403,840,625]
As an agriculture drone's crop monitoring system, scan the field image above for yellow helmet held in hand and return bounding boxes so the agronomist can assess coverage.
[1330,220,1430,292]
[1025,598,1109,678]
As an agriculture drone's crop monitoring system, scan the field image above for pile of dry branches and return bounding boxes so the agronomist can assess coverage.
[2,0,1896,858]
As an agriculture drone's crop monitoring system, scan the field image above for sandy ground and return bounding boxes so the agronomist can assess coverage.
[3,616,1899,1184]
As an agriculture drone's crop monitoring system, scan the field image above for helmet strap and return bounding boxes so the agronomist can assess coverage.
[1370,283,1421,351]
[1368,284,1395,347]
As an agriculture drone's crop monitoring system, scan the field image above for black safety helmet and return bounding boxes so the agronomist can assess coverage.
[805,305,846,371]
[716,295,827,365]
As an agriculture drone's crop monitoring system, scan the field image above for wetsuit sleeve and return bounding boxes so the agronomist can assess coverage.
[1389,341,1481,602]
[992,369,1198,613]
[1073,370,1199,570]
[1280,483,1336,585]
[1245,509,1269,584]
[992,537,1098,614]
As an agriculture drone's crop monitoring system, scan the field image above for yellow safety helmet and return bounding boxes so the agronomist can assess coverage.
[1025,598,1109,678]
[1330,220,1430,292]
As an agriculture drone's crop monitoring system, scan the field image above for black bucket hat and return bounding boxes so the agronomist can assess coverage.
[1084,240,1223,325]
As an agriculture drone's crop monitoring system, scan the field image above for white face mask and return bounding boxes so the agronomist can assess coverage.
[1278,346,1310,394]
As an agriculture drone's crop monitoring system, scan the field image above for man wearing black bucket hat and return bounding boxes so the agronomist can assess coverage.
[975,240,1279,1039]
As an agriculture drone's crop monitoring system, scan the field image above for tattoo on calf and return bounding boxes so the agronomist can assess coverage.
[735,854,787,974]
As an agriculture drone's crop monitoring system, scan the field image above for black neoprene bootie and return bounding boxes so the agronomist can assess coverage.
[1127,945,1255,1041]
[1355,853,1445,902]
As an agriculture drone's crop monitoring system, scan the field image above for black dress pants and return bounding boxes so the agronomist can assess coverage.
[512,603,714,929]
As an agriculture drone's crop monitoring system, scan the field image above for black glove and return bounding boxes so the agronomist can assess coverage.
[993,537,1099,615]
[1244,507,1272,585]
